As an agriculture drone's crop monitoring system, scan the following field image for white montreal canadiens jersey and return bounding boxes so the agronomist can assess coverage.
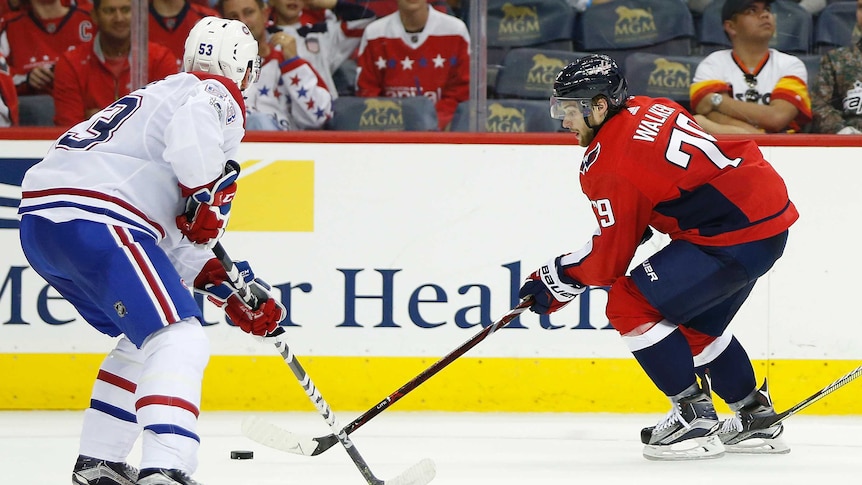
[18,72,244,276]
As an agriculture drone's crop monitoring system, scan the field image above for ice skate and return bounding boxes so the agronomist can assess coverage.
[641,383,724,461]
[72,455,138,485]
[135,469,201,485]
[718,379,790,454]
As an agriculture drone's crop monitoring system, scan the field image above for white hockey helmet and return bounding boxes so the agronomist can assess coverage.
[183,17,260,91]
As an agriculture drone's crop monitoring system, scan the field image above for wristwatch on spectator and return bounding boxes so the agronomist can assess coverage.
[710,93,723,111]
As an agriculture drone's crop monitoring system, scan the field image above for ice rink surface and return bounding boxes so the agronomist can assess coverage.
[3,410,861,484]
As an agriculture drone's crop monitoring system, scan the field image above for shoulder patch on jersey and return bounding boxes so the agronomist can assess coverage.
[203,82,238,124]
[225,102,237,124]
[581,143,601,175]
[209,97,225,121]
[204,82,229,98]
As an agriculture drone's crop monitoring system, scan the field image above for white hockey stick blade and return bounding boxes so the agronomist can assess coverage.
[243,415,436,484]
[241,415,321,456]
[384,458,436,485]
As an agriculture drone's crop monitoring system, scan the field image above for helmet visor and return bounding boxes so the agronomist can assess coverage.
[550,96,594,120]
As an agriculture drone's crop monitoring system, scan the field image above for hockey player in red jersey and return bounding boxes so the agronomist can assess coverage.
[518,54,797,460]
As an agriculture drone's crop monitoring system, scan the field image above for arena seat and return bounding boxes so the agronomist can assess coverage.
[449,99,562,132]
[326,96,439,131]
[18,95,54,127]
[494,48,591,99]
[814,1,859,54]
[480,0,577,68]
[624,52,704,112]
[573,0,695,69]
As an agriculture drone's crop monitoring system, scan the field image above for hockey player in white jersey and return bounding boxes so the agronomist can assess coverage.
[17,17,286,485]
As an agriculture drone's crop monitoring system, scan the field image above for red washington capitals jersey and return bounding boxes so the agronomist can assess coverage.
[562,96,798,287]
[0,5,94,94]
[355,6,469,129]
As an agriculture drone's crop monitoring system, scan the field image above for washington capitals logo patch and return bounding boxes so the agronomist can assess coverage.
[580,143,601,175]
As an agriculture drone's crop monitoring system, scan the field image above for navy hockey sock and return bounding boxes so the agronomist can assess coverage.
[696,336,756,403]
[632,327,698,396]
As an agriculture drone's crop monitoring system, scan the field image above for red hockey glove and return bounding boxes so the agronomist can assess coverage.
[518,256,586,314]
[194,258,287,336]
[176,161,239,249]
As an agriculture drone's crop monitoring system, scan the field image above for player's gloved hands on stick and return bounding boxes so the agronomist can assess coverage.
[194,258,287,336]
[519,256,586,314]
[176,160,240,249]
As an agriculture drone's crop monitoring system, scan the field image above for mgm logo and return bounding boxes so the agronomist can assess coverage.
[487,103,527,132]
[647,58,692,96]
[614,6,658,43]
[524,53,569,94]
[497,2,541,42]
[359,98,406,130]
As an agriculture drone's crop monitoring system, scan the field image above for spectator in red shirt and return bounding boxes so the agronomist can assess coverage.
[0,0,94,95]
[149,0,218,60]
[1,0,93,17]
[53,0,179,128]
[356,0,469,130]
[0,53,18,125]
[0,0,22,17]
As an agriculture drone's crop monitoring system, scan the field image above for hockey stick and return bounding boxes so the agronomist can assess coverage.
[242,297,533,456]
[747,364,862,430]
[212,242,436,485]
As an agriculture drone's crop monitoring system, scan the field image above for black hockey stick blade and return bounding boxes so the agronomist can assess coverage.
[747,364,862,430]
[242,299,533,456]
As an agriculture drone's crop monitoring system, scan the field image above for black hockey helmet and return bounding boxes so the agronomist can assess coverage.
[550,54,628,119]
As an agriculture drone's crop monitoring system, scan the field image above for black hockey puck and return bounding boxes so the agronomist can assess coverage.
[230,450,254,460]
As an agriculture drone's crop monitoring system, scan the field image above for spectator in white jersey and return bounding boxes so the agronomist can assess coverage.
[689,0,812,134]
[18,17,286,485]
[222,0,333,130]
[268,0,377,98]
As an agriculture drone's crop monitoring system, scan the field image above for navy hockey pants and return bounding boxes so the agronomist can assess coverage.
[19,215,202,347]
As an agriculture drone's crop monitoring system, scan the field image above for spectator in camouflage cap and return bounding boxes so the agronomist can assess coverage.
[812,0,862,134]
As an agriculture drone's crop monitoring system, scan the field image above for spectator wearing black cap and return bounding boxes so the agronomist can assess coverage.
[685,0,825,16]
[689,0,812,133]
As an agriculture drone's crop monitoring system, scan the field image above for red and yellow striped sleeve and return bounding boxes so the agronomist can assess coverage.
[772,75,812,127]
[689,80,731,111]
